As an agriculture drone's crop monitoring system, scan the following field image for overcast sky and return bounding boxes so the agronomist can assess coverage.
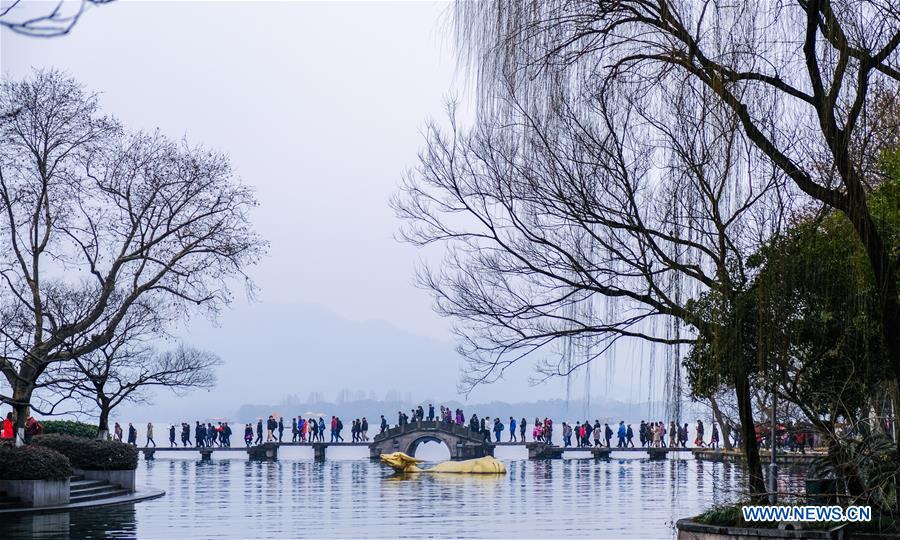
[1,1,658,415]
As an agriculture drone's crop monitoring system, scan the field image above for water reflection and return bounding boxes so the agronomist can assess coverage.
[0,456,806,539]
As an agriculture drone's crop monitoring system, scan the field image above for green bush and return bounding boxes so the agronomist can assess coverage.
[695,503,744,527]
[33,434,138,471]
[0,445,72,480]
[41,420,98,438]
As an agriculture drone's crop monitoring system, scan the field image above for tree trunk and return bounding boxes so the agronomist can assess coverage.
[843,184,900,513]
[734,372,766,503]
[12,400,28,447]
[97,405,111,440]
[709,395,733,451]
[11,381,33,447]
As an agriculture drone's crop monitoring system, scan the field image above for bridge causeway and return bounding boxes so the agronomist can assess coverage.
[138,420,694,462]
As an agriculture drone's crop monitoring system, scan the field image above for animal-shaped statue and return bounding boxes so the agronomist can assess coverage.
[379,452,506,474]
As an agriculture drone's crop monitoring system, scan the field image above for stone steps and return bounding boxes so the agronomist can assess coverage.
[71,484,122,497]
[70,485,130,504]
[68,475,130,504]
[70,480,106,490]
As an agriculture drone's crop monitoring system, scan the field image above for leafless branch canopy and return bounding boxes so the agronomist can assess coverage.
[395,75,790,391]
[0,71,264,422]
[0,0,111,37]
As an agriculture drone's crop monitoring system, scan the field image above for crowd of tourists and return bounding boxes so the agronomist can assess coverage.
[755,422,817,454]
[105,410,735,450]
[6,401,818,454]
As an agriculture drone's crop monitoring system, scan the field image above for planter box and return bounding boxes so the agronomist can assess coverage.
[72,468,135,492]
[0,478,70,507]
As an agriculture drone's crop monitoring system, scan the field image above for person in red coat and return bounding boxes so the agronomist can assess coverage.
[1,412,14,440]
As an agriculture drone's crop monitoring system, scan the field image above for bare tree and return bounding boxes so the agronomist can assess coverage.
[0,0,111,37]
[38,301,221,439]
[395,72,788,497]
[0,71,264,444]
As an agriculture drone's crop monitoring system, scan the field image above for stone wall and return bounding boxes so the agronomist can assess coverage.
[0,479,70,507]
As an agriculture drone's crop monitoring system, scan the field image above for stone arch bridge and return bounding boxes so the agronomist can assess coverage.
[369,420,491,460]
[139,422,694,461]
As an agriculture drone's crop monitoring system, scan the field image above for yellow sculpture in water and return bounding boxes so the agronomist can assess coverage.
[379,452,506,474]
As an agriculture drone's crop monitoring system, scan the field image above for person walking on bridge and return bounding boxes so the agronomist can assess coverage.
[277,417,284,442]
[380,415,388,435]
[694,419,705,448]
[626,424,635,447]
[361,417,369,441]
[520,418,526,442]
[169,424,176,447]
[594,422,602,447]
[603,423,612,448]
[493,418,503,442]
[244,424,253,446]
[181,423,191,446]
[427,404,435,422]
[617,421,626,448]
[509,417,517,442]
[255,419,263,445]
[318,417,326,442]
[127,423,137,446]
[147,422,156,447]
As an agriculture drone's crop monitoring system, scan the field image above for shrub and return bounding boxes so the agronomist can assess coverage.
[32,434,138,471]
[0,445,72,480]
[41,420,98,438]
[695,503,743,527]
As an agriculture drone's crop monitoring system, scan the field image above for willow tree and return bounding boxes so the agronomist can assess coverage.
[0,71,264,443]
[396,63,789,497]
[423,0,899,501]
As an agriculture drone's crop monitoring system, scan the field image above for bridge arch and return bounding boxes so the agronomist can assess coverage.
[406,435,452,459]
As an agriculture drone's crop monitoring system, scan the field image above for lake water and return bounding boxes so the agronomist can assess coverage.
[1,445,806,539]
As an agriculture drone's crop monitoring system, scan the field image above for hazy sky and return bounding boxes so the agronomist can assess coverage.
[1,1,657,415]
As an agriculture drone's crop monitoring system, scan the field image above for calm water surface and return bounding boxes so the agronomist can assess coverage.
[1,445,805,539]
